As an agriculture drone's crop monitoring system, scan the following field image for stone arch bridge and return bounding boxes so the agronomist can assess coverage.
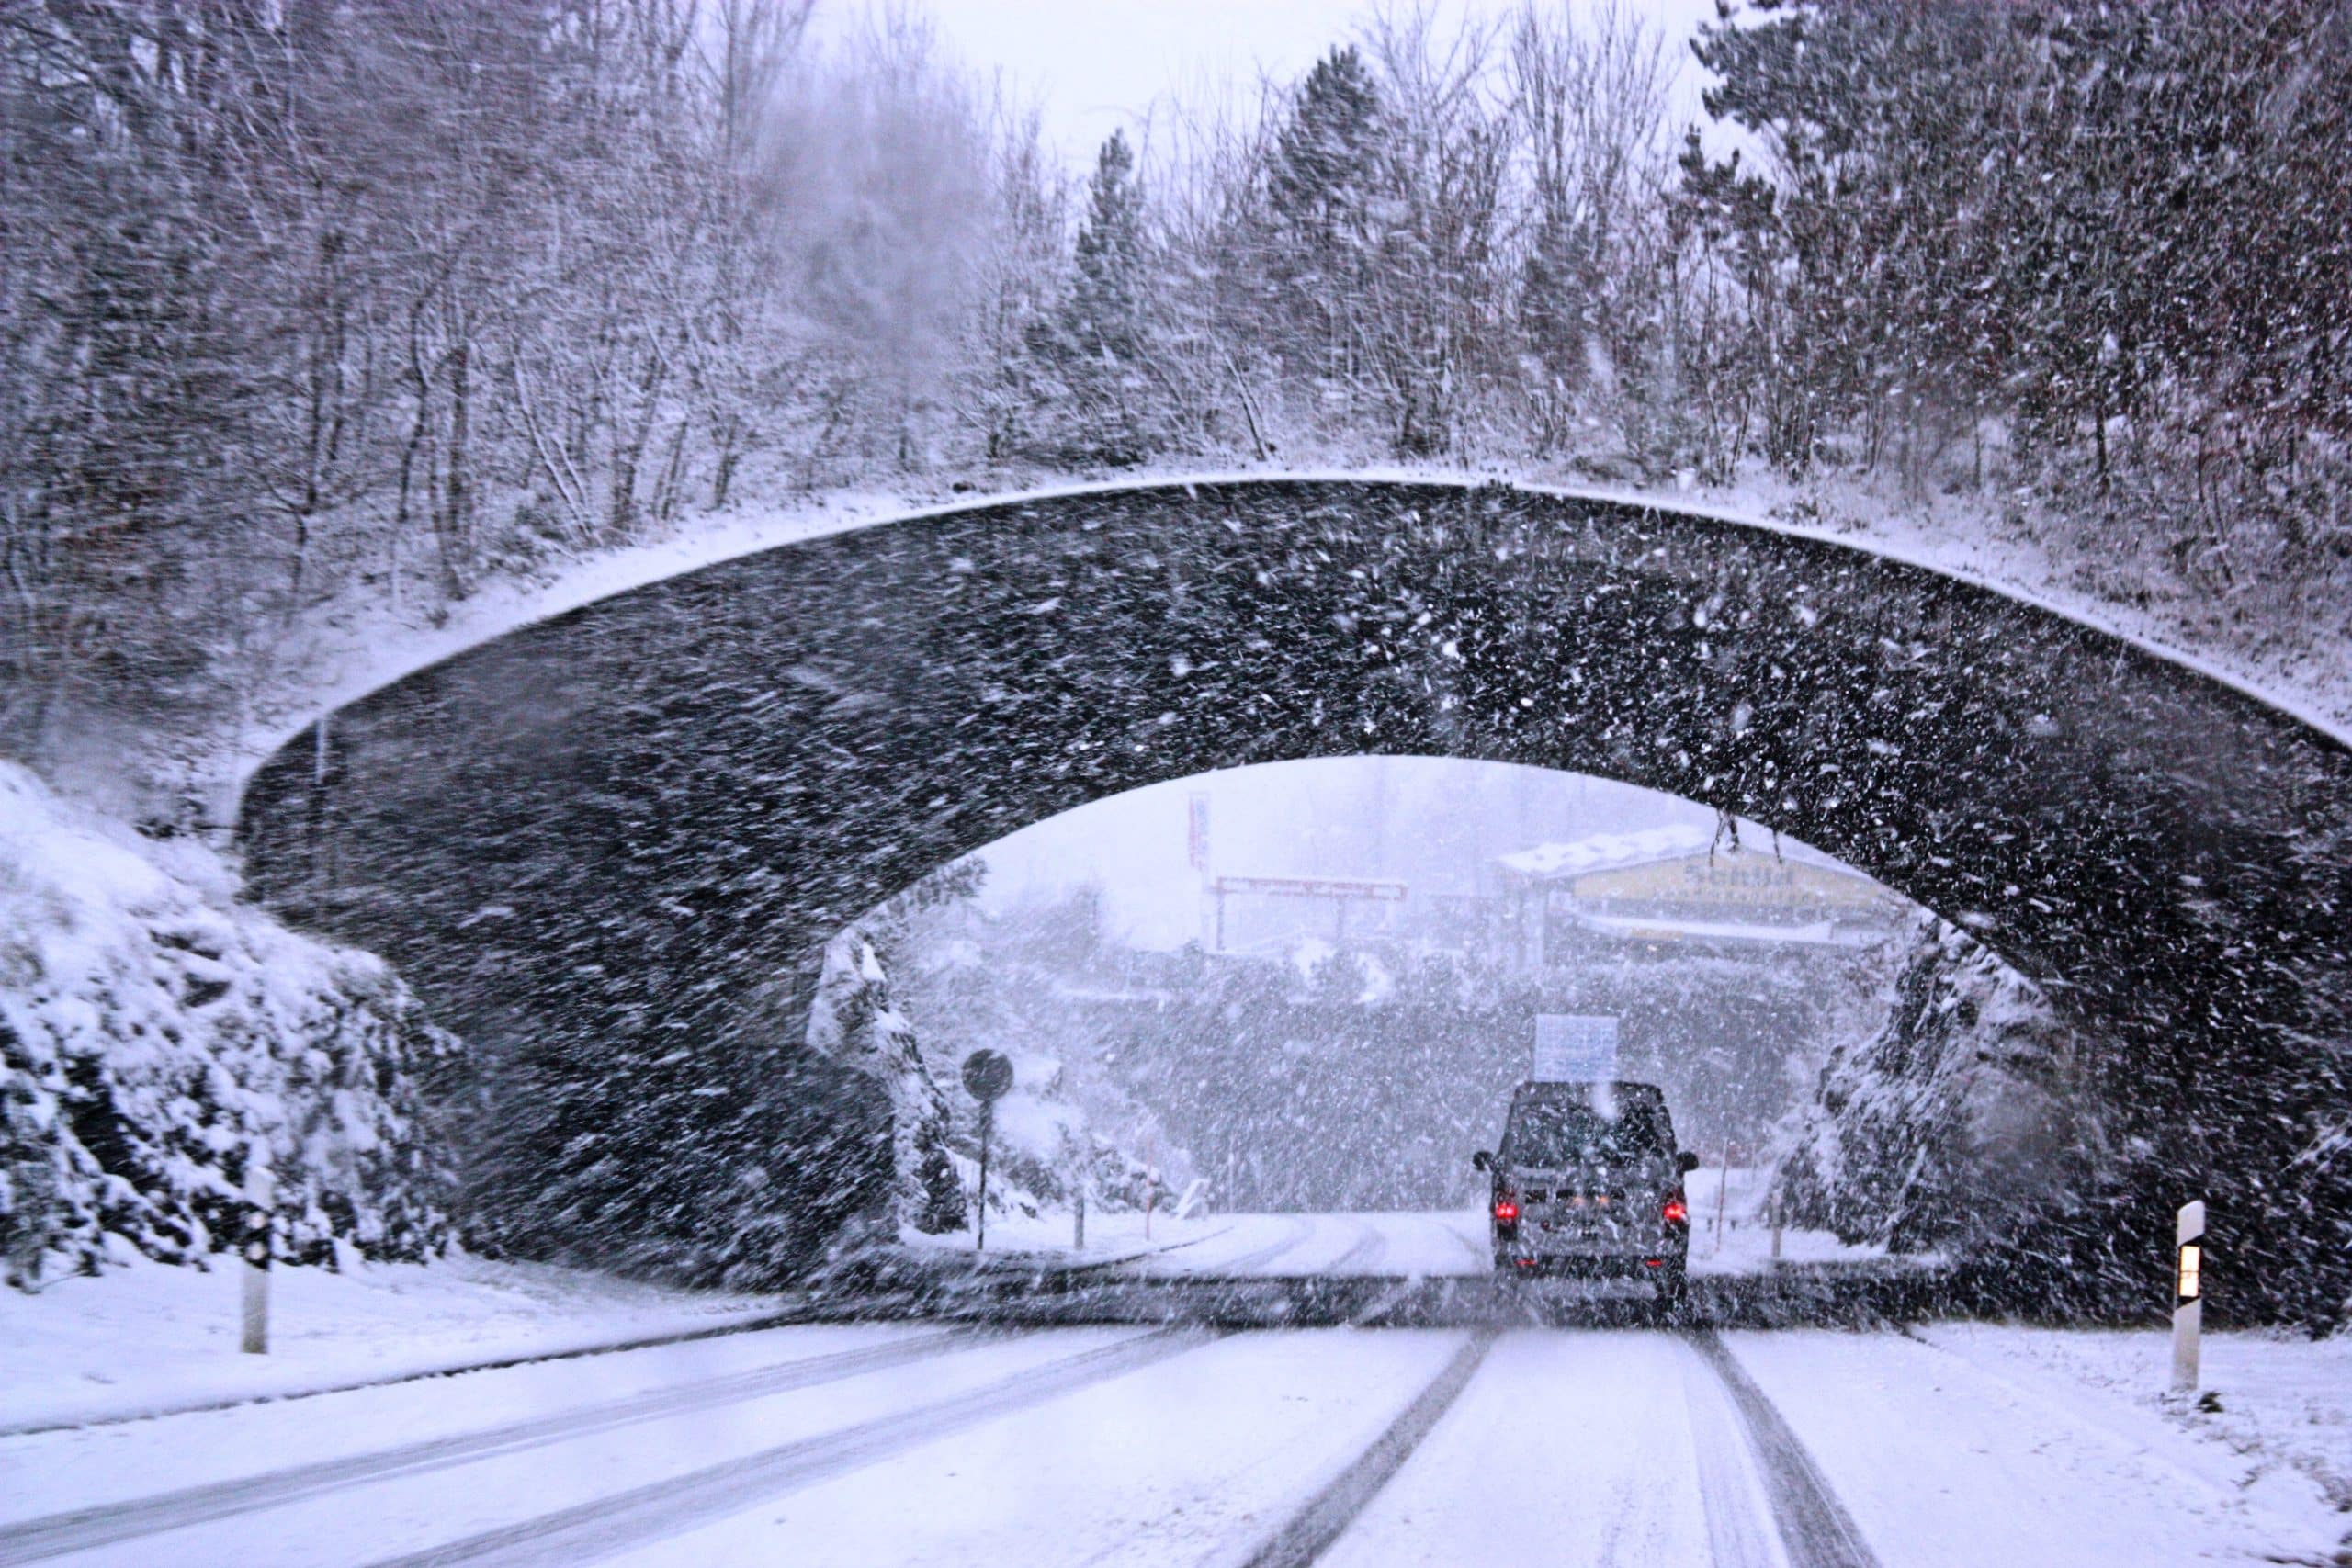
[237,480,2352,1314]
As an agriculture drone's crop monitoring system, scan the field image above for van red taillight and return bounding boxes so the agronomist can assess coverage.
[1493,1199,1520,1224]
[1662,1198,1689,1225]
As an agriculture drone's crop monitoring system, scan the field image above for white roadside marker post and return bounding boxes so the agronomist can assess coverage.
[2172,1200,2204,1394]
[241,1160,274,1355]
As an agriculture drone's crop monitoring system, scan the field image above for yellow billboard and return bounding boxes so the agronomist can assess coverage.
[1563,852,1895,918]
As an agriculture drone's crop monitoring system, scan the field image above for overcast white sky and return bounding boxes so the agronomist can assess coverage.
[818,0,1724,171]
[978,758,1723,949]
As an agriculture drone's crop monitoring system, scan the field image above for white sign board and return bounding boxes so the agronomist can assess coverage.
[1532,1014,1619,1082]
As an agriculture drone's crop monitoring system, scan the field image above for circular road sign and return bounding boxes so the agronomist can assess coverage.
[961,1048,1013,1102]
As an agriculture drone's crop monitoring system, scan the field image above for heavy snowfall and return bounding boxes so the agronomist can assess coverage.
[2,2,2348,1565]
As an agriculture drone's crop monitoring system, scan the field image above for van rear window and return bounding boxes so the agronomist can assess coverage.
[1502,1100,1665,1166]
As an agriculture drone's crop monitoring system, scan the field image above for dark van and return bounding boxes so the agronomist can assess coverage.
[1474,1080,1699,1308]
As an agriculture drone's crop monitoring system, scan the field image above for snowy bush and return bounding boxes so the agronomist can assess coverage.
[0,765,454,1288]
[804,929,967,1236]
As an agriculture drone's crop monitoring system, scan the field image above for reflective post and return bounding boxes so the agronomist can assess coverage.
[2172,1200,2204,1393]
[241,1160,273,1355]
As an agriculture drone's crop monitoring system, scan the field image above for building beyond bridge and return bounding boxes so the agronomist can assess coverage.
[1491,824,1909,974]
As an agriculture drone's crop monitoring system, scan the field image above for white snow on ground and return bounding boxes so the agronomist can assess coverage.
[600,1329,1468,1568]
[1317,1332,1758,1568]
[1725,1327,2350,1566]
[1,1280,2343,1565]
[1915,1323,2352,1519]
[919,1209,1480,1280]
[0,1319,938,1523]
[219,463,2351,822]
[2,1326,1147,1566]
[898,1203,1238,1269]
[0,1202,1879,1438]
[0,1252,781,1433]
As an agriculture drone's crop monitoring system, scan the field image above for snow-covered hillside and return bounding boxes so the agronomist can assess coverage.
[1774,914,2098,1257]
[0,764,454,1288]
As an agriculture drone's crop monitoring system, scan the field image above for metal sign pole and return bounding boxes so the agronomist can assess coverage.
[959,1050,1013,1256]
[1713,1141,1732,1252]
[976,1099,992,1253]
[2173,1200,2204,1393]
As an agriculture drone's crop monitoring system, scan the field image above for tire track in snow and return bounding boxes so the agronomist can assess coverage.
[1677,1336,1785,1568]
[1207,1215,1319,1275]
[0,1325,996,1565]
[1236,1329,1497,1568]
[0,1298,902,1441]
[1686,1330,1880,1568]
[1431,1211,1490,1267]
[1126,1214,1317,1278]
[1321,1220,1389,1277]
[361,1326,1218,1568]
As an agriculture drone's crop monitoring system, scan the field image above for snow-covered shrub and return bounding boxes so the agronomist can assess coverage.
[0,764,455,1288]
[803,929,967,1235]
[1775,914,2101,1256]
[888,894,1193,1220]
[824,878,1192,1234]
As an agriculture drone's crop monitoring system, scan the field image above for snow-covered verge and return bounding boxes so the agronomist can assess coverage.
[1774,912,2098,1258]
[0,1250,779,1434]
[896,1205,1226,1268]
[1728,1325,2352,1568]
[1912,1323,2352,1529]
[0,763,454,1288]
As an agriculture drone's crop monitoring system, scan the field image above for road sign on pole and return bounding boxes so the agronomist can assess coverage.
[1532,1014,1618,1082]
[2173,1200,2204,1393]
[962,1050,1012,1252]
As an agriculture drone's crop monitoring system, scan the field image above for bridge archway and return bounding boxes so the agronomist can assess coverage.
[237,479,2352,1308]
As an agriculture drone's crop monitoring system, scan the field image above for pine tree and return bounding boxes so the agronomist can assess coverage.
[1268,47,1385,248]
[1033,130,1157,465]
[1260,46,1387,412]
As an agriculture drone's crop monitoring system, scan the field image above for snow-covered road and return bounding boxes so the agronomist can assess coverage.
[6,1310,2342,1566]
[968,1195,1886,1288]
